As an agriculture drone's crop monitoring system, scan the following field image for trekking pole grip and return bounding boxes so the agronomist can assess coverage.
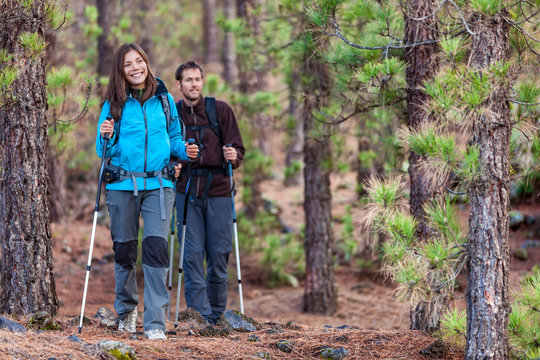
[95,118,112,211]
[186,138,196,161]
[225,144,233,175]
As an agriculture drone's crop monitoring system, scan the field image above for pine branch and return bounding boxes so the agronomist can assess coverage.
[316,96,406,126]
[508,99,540,106]
[14,80,94,124]
[325,15,440,51]
[447,0,476,36]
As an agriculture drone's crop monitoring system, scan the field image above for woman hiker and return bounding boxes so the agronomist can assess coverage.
[96,43,198,340]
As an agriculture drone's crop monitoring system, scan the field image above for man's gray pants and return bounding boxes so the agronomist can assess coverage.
[106,188,174,332]
[176,194,232,323]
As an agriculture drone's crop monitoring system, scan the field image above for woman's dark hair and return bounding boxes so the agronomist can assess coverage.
[175,61,204,81]
[105,43,157,120]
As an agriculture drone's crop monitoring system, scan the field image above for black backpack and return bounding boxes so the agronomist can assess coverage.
[176,97,221,145]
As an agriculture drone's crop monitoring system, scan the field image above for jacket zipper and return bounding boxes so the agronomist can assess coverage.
[191,105,201,197]
[143,101,149,190]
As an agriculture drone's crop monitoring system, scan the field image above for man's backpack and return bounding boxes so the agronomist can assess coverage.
[176,97,222,145]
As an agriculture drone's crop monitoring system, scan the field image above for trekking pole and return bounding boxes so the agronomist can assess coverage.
[174,138,195,328]
[78,123,111,334]
[166,196,176,321]
[226,144,244,314]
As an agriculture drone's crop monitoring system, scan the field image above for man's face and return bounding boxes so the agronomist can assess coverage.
[177,68,203,102]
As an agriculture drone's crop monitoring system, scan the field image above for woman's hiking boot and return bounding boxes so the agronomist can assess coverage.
[118,307,137,333]
[144,328,167,340]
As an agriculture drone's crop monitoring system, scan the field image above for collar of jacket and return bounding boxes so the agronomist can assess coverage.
[183,95,205,113]
[125,77,169,99]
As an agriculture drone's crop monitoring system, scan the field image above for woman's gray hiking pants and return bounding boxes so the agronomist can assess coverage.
[106,188,175,333]
[176,194,233,324]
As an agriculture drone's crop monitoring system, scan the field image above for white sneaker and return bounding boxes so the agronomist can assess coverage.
[144,328,167,340]
[118,308,137,333]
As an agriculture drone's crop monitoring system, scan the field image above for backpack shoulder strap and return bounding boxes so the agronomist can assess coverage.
[204,97,222,144]
[159,93,174,133]
[176,99,183,116]
[175,100,186,140]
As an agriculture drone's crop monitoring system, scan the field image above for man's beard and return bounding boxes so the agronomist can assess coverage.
[183,90,200,102]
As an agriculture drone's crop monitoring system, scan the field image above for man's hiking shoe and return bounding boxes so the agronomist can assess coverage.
[118,308,137,333]
[144,328,167,340]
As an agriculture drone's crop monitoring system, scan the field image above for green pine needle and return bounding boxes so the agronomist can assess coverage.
[382,240,407,264]
[19,32,47,60]
[440,307,466,346]
[470,0,503,16]
[47,66,74,89]
[386,211,417,245]
[516,80,540,105]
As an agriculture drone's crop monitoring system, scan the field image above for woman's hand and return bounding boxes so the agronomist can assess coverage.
[186,143,199,159]
[100,119,114,138]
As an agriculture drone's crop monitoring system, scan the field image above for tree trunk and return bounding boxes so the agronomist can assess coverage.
[47,148,66,222]
[355,123,372,197]
[284,71,303,186]
[302,10,337,315]
[137,0,153,59]
[222,0,238,87]
[404,0,441,247]
[44,26,66,223]
[203,0,220,67]
[465,13,511,360]
[236,0,268,217]
[96,0,114,80]
[0,0,58,316]
[402,0,445,333]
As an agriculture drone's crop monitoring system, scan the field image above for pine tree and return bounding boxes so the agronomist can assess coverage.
[302,0,337,315]
[0,0,58,316]
[465,10,512,360]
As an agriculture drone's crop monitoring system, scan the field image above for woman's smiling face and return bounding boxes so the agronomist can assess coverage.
[123,49,148,89]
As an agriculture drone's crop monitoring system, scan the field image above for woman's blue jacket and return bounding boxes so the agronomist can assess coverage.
[95,78,187,191]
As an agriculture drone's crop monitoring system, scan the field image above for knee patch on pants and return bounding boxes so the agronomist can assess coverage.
[113,240,138,270]
[142,236,169,268]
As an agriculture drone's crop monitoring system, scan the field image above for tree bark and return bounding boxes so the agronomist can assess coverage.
[0,0,58,316]
[355,125,372,197]
[465,13,511,360]
[404,0,441,246]
[284,71,303,186]
[236,0,268,217]
[236,0,263,92]
[96,0,114,80]
[137,0,153,59]
[402,0,445,333]
[302,10,337,315]
[203,0,220,67]
[47,148,66,222]
[222,0,238,87]
[43,26,66,223]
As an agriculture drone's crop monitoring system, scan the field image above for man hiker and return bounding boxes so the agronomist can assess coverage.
[174,61,245,324]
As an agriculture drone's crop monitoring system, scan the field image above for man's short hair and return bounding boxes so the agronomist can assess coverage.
[175,61,204,81]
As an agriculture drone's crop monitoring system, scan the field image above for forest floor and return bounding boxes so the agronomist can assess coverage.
[3,173,539,359]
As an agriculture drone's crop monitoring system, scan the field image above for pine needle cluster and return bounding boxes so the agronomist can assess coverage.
[362,176,466,311]
[509,267,540,359]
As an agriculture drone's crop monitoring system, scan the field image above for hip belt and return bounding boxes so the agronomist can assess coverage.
[181,167,228,199]
[103,163,177,220]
